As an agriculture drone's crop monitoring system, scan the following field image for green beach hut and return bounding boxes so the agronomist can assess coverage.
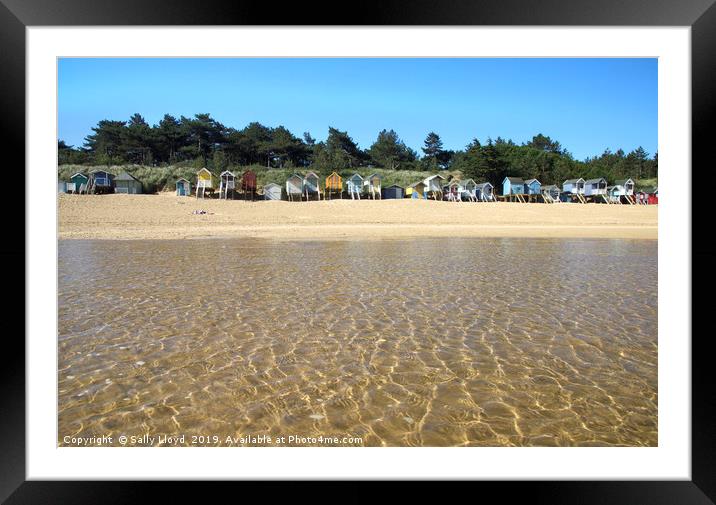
[69,172,88,193]
[114,172,143,194]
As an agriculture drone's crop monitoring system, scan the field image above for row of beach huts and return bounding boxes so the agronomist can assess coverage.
[59,168,658,205]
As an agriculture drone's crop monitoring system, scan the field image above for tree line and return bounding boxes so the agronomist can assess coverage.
[58,113,657,188]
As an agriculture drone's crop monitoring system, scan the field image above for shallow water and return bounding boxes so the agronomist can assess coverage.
[58,238,657,447]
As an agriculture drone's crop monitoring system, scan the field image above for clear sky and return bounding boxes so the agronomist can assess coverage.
[58,58,657,161]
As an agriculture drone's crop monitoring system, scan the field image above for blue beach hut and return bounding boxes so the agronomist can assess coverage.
[475,182,494,201]
[525,178,541,195]
[176,178,191,196]
[88,169,115,194]
[382,184,404,199]
[502,177,525,196]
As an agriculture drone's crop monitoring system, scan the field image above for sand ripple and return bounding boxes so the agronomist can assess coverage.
[58,237,657,446]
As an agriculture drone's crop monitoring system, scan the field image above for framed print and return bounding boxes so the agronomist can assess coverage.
[4,0,714,502]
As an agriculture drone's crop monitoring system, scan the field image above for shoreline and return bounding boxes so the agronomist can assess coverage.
[58,193,658,241]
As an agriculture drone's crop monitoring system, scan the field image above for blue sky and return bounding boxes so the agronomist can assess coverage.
[58,58,657,161]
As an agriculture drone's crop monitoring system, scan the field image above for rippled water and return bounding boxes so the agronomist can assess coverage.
[58,238,657,447]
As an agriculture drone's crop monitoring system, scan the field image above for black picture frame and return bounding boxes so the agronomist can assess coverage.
[3,0,713,502]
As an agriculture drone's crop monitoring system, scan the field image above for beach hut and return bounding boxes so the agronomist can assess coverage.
[443,180,462,202]
[346,173,364,200]
[525,178,541,195]
[303,171,321,200]
[461,179,477,201]
[114,172,142,194]
[219,170,236,199]
[502,177,526,196]
[69,172,88,194]
[195,168,213,198]
[423,174,445,199]
[241,170,257,200]
[583,177,608,197]
[382,184,404,199]
[88,169,115,194]
[325,172,343,199]
[612,178,636,203]
[648,188,658,205]
[407,181,427,199]
[615,178,635,196]
[263,182,282,201]
[176,178,191,196]
[363,173,383,200]
[541,184,561,203]
[286,173,304,201]
[475,182,494,201]
[607,185,623,204]
[58,181,68,193]
[562,178,585,194]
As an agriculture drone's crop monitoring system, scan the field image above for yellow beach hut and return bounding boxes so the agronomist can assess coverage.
[406,181,427,199]
[196,168,213,198]
[325,172,343,199]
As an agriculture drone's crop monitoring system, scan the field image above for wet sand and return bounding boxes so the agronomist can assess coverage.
[58,193,658,240]
[58,238,658,447]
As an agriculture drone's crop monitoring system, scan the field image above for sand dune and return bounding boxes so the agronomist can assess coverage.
[58,193,657,240]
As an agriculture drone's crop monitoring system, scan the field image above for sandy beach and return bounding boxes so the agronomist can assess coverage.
[58,193,657,240]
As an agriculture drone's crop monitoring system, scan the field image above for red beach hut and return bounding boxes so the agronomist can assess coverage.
[241,170,257,200]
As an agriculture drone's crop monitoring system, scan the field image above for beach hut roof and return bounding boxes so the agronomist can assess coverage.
[176,177,190,183]
[90,169,113,175]
[563,178,585,184]
[525,178,540,185]
[264,182,280,189]
[462,178,476,186]
[503,176,524,184]
[385,184,404,189]
[349,173,364,180]
[304,171,319,179]
[542,184,560,191]
[115,172,140,182]
[615,178,635,186]
[288,173,303,180]
[475,182,493,188]
[409,181,426,188]
[70,172,87,179]
[584,177,607,184]
[366,173,383,180]
[425,174,446,182]
[220,170,236,177]
[197,168,212,177]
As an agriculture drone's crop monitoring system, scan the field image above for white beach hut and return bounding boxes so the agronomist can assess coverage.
[583,177,608,197]
[363,173,383,200]
[346,173,364,200]
[219,170,236,199]
[423,174,446,199]
[263,183,282,201]
[562,178,585,195]
[286,174,304,202]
